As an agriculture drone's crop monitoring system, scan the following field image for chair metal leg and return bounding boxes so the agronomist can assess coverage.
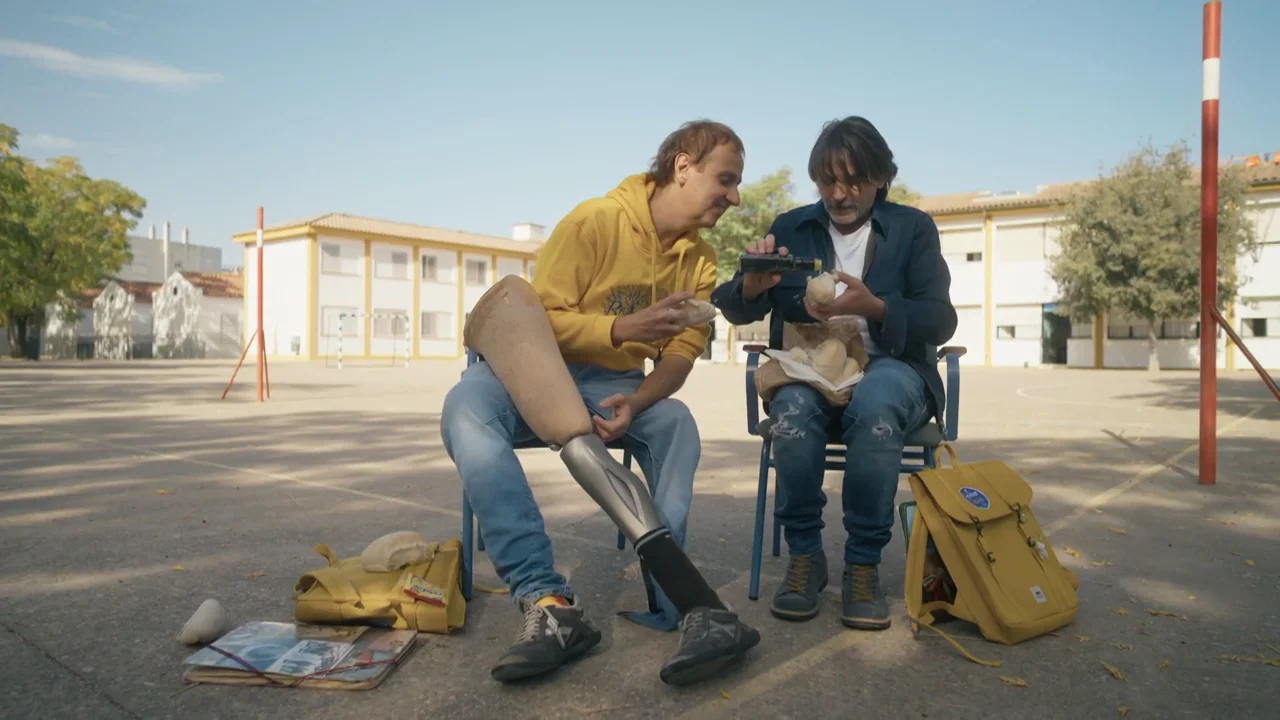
[772,518,781,557]
[749,438,772,601]
[461,492,474,602]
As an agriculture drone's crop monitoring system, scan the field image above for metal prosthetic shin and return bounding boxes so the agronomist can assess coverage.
[462,275,727,615]
[560,433,727,614]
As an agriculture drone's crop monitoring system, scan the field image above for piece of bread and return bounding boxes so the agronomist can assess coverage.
[805,273,838,306]
[360,531,435,572]
[811,338,847,383]
[176,598,229,645]
[675,299,717,327]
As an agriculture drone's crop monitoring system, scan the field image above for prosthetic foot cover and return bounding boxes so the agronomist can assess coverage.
[462,275,593,448]
[464,276,730,617]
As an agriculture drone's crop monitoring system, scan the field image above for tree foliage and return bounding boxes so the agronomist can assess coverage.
[888,181,922,206]
[703,167,804,281]
[1048,140,1258,370]
[0,123,146,358]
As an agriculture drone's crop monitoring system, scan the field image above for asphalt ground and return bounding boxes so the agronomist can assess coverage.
[1,357,1277,719]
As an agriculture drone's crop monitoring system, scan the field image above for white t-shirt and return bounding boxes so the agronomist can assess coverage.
[826,221,879,355]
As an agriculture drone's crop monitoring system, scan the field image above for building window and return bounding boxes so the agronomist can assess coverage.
[420,311,453,339]
[321,242,359,275]
[421,254,439,282]
[374,249,409,280]
[1161,319,1199,339]
[526,261,536,280]
[372,309,409,338]
[1069,321,1093,339]
[965,252,982,262]
[1242,318,1270,338]
[464,259,488,286]
[321,306,359,337]
[997,325,1015,339]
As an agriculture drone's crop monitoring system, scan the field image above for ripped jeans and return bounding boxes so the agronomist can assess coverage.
[767,355,930,566]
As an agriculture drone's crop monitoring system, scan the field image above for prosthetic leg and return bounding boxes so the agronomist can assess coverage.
[462,276,728,615]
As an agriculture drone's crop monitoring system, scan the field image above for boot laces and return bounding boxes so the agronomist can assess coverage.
[848,564,878,602]
[784,555,815,593]
[516,601,553,644]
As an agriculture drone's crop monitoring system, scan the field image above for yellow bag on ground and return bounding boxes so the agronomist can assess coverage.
[904,444,1079,664]
[293,538,466,634]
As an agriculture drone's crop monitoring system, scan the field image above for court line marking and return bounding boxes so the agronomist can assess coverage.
[8,426,759,582]
[676,406,1263,720]
[1015,383,1270,411]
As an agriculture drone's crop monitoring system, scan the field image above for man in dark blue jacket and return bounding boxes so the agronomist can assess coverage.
[711,116,957,630]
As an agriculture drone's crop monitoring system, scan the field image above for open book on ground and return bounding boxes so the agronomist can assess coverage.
[182,621,417,690]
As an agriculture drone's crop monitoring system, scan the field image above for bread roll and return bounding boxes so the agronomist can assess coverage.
[806,273,838,306]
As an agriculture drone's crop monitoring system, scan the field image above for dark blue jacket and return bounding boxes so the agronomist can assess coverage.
[711,197,958,429]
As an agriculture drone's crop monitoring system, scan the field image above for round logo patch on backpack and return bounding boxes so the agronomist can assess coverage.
[960,486,990,510]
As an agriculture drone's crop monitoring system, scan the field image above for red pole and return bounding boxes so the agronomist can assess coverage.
[256,206,265,403]
[1199,1,1221,485]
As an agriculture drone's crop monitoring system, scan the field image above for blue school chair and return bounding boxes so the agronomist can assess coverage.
[459,350,630,601]
[741,344,966,601]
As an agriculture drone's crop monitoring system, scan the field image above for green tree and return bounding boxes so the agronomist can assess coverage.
[0,124,146,358]
[888,181,922,206]
[703,167,803,281]
[1048,140,1258,371]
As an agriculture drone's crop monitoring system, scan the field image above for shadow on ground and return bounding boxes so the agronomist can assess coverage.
[1,387,1277,719]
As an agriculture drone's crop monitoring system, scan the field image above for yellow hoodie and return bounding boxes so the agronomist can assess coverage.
[532,173,719,372]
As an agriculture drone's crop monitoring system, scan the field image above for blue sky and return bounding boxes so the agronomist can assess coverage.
[3,0,1277,267]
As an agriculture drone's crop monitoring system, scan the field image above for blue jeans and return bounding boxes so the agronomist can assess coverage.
[439,360,699,630]
[767,355,930,566]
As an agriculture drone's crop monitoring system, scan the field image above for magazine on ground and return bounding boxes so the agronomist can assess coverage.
[182,621,417,690]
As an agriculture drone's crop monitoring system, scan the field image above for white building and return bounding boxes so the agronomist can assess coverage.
[231,213,543,361]
[117,222,224,283]
[151,271,245,359]
[721,163,1280,371]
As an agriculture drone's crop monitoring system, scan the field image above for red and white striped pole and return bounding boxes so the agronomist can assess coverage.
[1199,0,1221,485]
[256,206,265,403]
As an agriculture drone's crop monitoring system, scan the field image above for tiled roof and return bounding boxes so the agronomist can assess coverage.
[182,271,244,298]
[920,163,1280,217]
[78,280,163,308]
[240,212,543,256]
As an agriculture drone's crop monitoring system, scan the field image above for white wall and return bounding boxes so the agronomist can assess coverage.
[314,236,363,358]
[497,257,523,281]
[938,226,985,307]
[201,296,244,359]
[950,306,985,365]
[418,248,458,357]
[369,242,413,358]
[993,304,1043,367]
[1067,338,1093,367]
[460,252,495,329]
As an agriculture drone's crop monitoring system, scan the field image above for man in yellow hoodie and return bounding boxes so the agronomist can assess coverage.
[441,120,760,686]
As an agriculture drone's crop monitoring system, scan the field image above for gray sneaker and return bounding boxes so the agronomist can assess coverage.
[659,607,761,686]
[841,563,890,630]
[770,551,828,621]
[491,596,602,682]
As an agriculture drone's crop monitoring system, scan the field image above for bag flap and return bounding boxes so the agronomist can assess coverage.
[915,447,1032,524]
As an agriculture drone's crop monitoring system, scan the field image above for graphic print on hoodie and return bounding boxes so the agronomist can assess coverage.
[531,173,720,373]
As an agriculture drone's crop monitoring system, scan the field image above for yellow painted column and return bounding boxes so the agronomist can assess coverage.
[307,235,319,360]
[363,240,372,358]
[455,250,465,358]
[983,215,993,367]
[412,245,422,360]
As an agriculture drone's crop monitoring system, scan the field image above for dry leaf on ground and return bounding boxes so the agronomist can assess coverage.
[720,690,731,700]
[1159,659,1172,669]
[1105,526,1129,535]
[1076,635,1091,642]
[172,565,187,571]
[1147,609,1187,620]
[1188,595,1197,601]
[1092,560,1114,567]
[1063,547,1082,558]
[1245,559,1256,567]
[1230,551,1242,556]
[1111,642,1134,651]
[1101,661,1127,681]
[155,489,169,495]
[1119,705,1130,718]
[1115,608,1131,616]
[999,676,1029,687]
[1216,655,1280,667]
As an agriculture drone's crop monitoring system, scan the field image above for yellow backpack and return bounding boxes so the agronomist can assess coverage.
[903,444,1079,665]
[293,538,466,634]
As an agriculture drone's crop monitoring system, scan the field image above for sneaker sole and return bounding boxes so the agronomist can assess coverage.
[840,615,891,631]
[490,630,603,683]
[659,633,761,687]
